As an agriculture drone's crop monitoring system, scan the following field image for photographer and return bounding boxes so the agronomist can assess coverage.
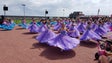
[95,41,106,60]
[0,15,4,24]
[95,40,112,63]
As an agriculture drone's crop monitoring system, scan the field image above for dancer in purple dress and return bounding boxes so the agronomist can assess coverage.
[48,23,80,50]
[77,20,86,34]
[67,20,80,38]
[37,19,48,33]
[108,18,112,31]
[105,19,112,31]
[36,20,56,43]
[94,21,107,37]
[64,18,70,25]
[80,21,102,41]
[103,21,110,32]
[66,19,72,29]
[28,19,39,33]
[91,20,98,31]
[53,19,62,31]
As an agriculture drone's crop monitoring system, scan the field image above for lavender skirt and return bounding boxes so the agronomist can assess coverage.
[36,29,56,43]
[47,32,80,50]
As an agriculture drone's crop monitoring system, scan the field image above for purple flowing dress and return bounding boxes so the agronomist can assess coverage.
[68,25,80,38]
[66,21,72,29]
[53,22,61,31]
[80,25,101,41]
[103,22,110,32]
[91,23,98,30]
[28,22,39,33]
[36,25,56,43]
[38,24,47,33]
[94,25,107,36]
[77,22,86,33]
[47,30,80,50]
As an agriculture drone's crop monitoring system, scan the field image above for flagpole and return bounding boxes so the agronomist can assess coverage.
[22,4,26,18]
[97,9,100,15]
[63,9,65,17]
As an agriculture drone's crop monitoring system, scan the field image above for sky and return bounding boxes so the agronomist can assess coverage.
[0,0,112,17]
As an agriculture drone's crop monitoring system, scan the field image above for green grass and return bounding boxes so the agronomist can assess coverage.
[14,19,39,24]
[14,19,21,24]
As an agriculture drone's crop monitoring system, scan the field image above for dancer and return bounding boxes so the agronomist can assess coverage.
[1,18,15,30]
[28,19,39,33]
[77,19,86,34]
[18,18,28,29]
[53,19,62,31]
[48,23,80,50]
[36,20,56,43]
[94,21,107,37]
[37,19,48,33]
[80,21,102,41]
[67,20,80,38]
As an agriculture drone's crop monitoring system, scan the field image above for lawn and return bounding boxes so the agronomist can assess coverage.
[14,19,39,24]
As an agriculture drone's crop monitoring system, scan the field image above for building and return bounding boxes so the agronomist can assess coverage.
[69,11,84,18]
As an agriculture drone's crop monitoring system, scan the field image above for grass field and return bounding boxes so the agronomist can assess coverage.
[14,19,39,24]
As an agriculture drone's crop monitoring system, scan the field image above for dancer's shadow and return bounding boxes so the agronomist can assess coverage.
[22,32,38,35]
[39,47,76,60]
[16,28,25,30]
[31,43,76,60]
[32,35,39,39]
[31,43,50,49]
[80,41,97,48]
[0,29,10,31]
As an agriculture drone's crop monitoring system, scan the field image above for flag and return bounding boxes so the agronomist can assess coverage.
[45,10,48,14]
[22,4,25,6]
